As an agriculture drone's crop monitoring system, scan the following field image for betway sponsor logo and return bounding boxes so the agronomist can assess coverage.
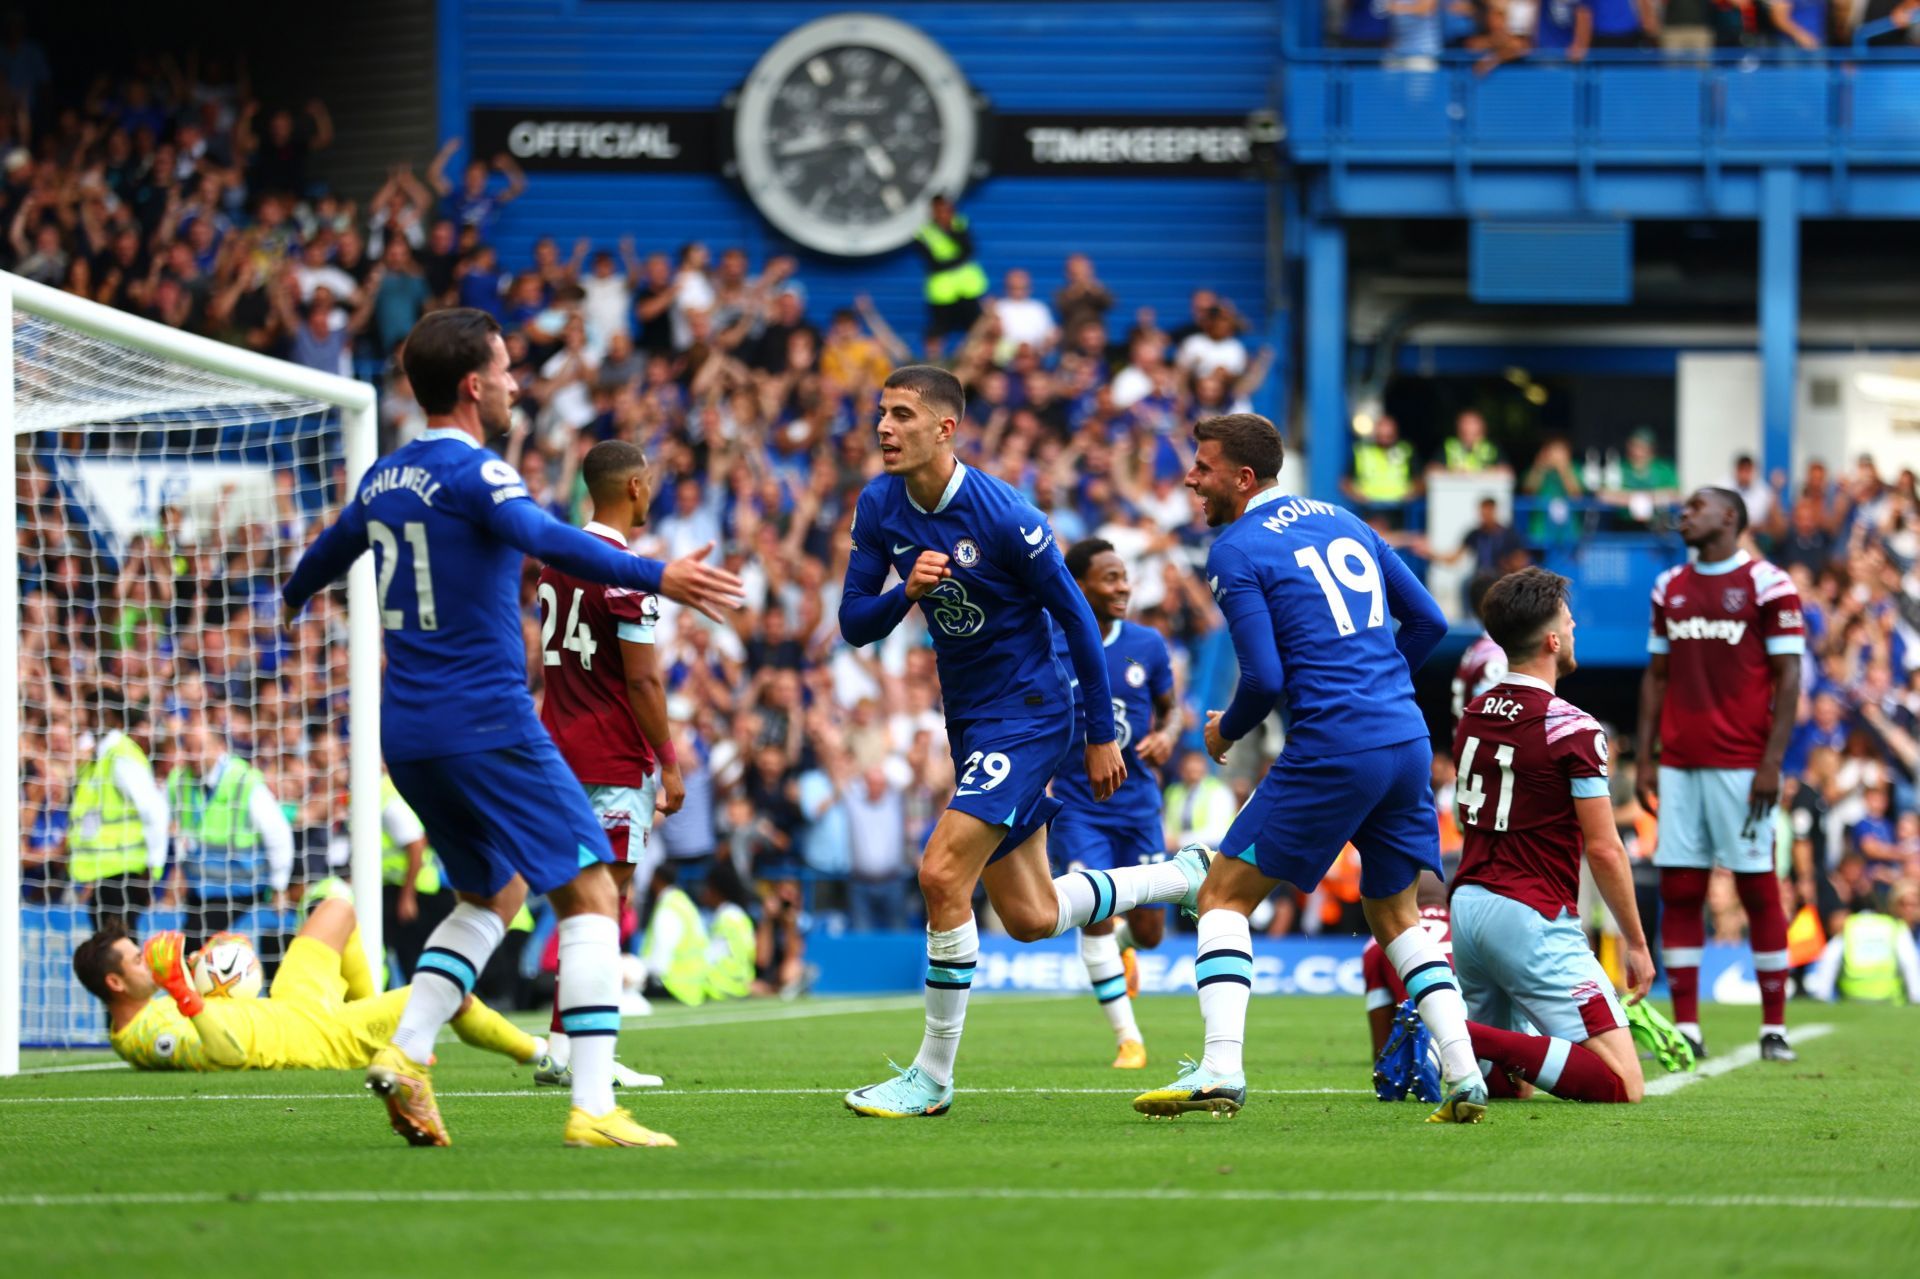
[1667,616,1748,644]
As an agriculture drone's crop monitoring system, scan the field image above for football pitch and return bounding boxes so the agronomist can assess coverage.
[2,996,1915,1277]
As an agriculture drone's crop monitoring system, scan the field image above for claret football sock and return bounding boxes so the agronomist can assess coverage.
[1734,871,1791,1033]
[912,916,979,1088]
[393,903,505,1063]
[1468,1022,1628,1103]
[1658,868,1710,1029]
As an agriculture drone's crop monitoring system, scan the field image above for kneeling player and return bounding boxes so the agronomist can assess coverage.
[1051,538,1180,1068]
[1449,569,1670,1105]
[73,898,539,1073]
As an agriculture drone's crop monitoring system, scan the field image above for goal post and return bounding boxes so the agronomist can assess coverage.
[2,270,383,1076]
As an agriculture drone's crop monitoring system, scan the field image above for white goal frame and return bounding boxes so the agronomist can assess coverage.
[1,270,382,1076]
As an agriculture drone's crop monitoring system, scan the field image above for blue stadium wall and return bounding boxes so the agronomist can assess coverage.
[438,0,1280,334]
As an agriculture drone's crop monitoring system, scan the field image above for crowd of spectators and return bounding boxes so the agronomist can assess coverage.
[1336,0,1920,65]
[8,36,1917,1016]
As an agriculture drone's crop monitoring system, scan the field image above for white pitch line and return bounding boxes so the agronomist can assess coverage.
[0,1186,1912,1212]
[6,1060,129,1077]
[0,1086,1372,1105]
[1643,1023,1834,1097]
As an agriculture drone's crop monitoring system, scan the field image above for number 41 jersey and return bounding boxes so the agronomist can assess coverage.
[1449,673,1610,920]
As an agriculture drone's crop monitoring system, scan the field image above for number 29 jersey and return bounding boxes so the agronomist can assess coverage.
[536,521,659,788]
[1449,673,1610,920]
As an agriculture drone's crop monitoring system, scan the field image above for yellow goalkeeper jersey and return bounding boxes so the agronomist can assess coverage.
[110,939,407,1071]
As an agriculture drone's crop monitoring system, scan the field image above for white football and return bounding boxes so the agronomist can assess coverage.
[191,935,263,999]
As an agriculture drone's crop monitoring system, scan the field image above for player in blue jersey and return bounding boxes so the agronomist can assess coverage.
[837,366,1213,1118]
[1131,413,1492,1124]
[282,308,741,1149]
[1050,538,1179,1069]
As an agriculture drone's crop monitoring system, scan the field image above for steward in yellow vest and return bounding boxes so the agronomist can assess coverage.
[915,194,988,349]
[165,717,294,952]
[1808,909,1920,1004]
[68,703,169,932]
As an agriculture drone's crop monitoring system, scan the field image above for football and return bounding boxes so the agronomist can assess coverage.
[191,935,264,1000]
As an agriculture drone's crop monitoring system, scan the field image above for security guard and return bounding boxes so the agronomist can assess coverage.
[1806,901,1920,1004]
[1440,410,1504,473]
[67,698,169,933]
[638,862,711,1007]
[701,855,758,1000]
[914,194,988,354]
[166,715,294,955]
[1347,415,1419,504]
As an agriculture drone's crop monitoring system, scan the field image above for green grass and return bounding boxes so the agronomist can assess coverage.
[3,996,1916,1277]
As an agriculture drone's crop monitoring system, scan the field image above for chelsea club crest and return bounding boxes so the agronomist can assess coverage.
[952,538,981,568]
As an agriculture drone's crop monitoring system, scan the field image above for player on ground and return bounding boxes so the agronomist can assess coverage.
[1449,568,1665,1106]
[1452,572,1508,729]
[282,308,741,1148]
[532,440,683,1091]
[1363,877,1452,1060]
[74,899,539,1072]
[1050,538,1179,1069]
[836,366,1212,1118]
[1132,412,1491,1124]
[1636,488,1804,1062]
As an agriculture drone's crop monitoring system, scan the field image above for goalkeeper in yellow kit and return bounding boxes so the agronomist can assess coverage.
[72,898,539,1073]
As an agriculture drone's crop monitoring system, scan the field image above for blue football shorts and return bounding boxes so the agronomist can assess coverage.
[387,736,613,898]
[1223,737,1442,899]
[944,707,1076,864]
[1050,806,1165,874]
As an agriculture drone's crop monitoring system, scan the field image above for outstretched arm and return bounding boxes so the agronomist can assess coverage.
[281,498,370,618]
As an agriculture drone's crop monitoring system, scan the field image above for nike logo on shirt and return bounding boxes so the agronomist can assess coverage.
[893,543,915,555]
[1022,525,1045,545]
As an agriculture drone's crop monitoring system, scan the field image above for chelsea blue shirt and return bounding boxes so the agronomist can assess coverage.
[282,427,667,762]
[1052,618,1174,825]
[839,461,1115,742]
[1206,488,1446,760]
[1534,0,1589,50]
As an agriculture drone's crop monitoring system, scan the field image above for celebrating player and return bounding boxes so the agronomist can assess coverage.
[532,439,681,1090]
[1133,412,1490,1123]
[1050,537,1179,1069]
[836,366,1211,1119]
[73,899,539,1073]
[1448,568,1671,1107]
[281,308,742,1149]
[1636,488,1804,1062]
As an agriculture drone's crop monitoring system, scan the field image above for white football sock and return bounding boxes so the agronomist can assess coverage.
[392,903,504,1063]
[1383,924,1480,1086]
[1051,861,1193,937]
[1196,909,1253,1077]
[1081,930,1141,1046]
[911,916,978,1088]
[547,1030,571,1070]
[556,913,622,1116]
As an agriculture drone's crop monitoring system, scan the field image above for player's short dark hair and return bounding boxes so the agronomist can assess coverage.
[883,364,965,424]
[582,439,647,505]
[1480,567,1572,661]
[1193,413,1284,481]
[402,308,502,414]
[1064,537,1117,582]
[1701,485,1750,533]
[73,925,130,1003]
[1467,569,1502,623]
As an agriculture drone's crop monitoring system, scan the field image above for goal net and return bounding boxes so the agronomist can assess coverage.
[2,272,382,1073]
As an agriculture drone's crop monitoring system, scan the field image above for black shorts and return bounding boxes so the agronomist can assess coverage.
[927,296,983,339]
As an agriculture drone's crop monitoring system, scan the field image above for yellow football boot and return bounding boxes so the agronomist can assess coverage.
[366,1044,450,1147]
[563,1105,678,1148]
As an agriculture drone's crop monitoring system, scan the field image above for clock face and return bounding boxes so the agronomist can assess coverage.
[734,15,977,258]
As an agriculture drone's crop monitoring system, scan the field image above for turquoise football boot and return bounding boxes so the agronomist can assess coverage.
[1132,1057,1248,1118]
[844,1060,954,1118]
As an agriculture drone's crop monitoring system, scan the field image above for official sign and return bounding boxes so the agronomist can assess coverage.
[469,107,719,173]
[991,114,1264,177]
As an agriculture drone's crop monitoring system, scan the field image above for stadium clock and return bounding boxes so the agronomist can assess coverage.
[729,14,982,258]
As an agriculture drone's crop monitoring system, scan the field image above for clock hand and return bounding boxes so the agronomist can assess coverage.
[776,132,840,158]
[845,123,896,180]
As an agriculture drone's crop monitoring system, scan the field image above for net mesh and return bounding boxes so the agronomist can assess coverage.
[13,306,353,1050]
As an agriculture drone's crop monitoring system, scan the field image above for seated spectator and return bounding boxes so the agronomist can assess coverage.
[992,268,1058,361]
[1054,253,1114,336]
[1601,426,1680,523]
[1343,414,1422,505]
[1787,693,1853,777]
[1174,305,1248,379]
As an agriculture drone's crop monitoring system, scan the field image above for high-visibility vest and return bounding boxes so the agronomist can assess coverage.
[167,758,267,899]
[915,218,988,306]
[379,776,442,894]
[652,887,710,1007]
[1352,441,1415,502]
[69,734,153,883]
[706,902,757,1000]
[1838,913,1905,1004]
[1443,437,1500,472]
